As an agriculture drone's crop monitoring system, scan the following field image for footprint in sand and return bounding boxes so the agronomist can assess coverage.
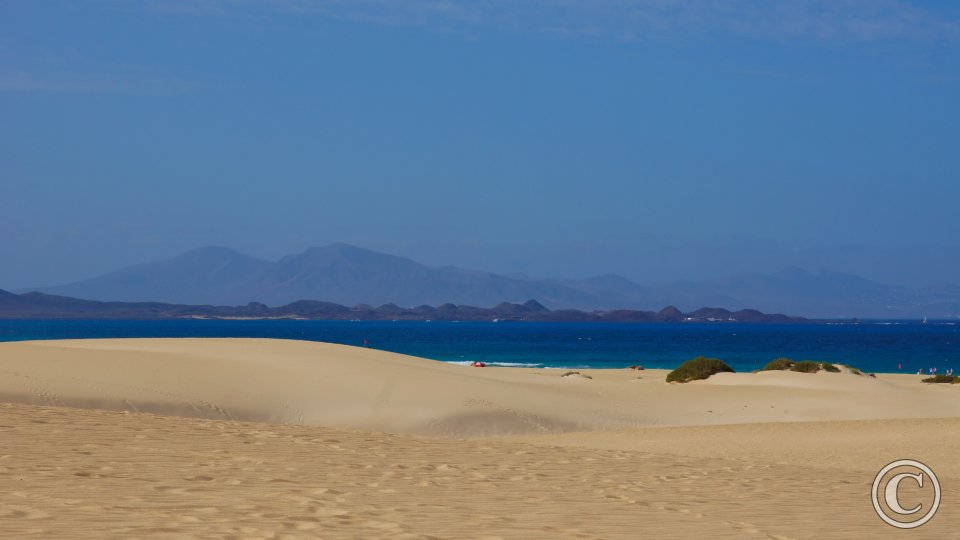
[724,520,762,534]
[183,475,215,482]
[152,485,190,494]
[313,507,350,517]
[0,505,50,520]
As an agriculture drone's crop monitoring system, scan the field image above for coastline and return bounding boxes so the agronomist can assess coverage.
[2,319,955,375]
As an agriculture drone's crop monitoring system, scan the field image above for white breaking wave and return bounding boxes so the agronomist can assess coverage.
[447,361,544,368]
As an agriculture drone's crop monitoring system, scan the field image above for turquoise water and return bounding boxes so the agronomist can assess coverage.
[0,319,957,374]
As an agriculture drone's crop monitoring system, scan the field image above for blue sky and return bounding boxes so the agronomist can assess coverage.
[2,1,959,288]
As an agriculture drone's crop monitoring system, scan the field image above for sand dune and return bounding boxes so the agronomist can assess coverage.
[1,338,958,436]
[2,338,959,538]
[1,403,957,538]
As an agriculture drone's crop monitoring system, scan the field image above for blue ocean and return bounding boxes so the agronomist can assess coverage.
[0,319,956,374]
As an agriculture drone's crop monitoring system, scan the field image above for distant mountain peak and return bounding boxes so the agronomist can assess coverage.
[658,306,684,320]
[19,247,271,305]
[319,242,363,253]
[17,246,960,318]
[293,243,413,263]
[522,299,548,312]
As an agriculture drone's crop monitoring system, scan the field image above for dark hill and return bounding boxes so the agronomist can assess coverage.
[0,289,804,323]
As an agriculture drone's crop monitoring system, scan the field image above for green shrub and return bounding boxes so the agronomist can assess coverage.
[791,361,822,373]
[666,357,734,383]
[922,374,959,384]
[849,367,863,376]
[762,358,795,371]
[561,371,592,379]
[821,362,841,373]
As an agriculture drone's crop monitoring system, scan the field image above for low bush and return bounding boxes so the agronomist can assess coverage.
[763,358,795,371]
[666,357,734,383]
[821,362,841,373]
[922,374,959,384]
[791,361,822,373]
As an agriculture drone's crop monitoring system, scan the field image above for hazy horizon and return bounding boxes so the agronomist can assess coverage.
[3,1,959,291]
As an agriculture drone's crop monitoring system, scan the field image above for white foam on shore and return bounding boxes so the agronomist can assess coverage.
[448,360,544,368]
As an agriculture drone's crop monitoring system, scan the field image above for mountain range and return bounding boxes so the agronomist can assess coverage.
[0,291,802,323]
[19,244,960,318]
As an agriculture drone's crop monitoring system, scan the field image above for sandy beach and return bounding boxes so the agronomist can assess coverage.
[1,338,958,538]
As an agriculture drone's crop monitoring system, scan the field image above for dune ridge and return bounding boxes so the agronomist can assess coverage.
[2,338,959,437]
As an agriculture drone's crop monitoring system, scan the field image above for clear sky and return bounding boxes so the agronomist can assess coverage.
[2,1,959,289]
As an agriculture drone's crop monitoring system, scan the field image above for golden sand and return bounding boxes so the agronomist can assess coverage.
[1,338,957,538]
